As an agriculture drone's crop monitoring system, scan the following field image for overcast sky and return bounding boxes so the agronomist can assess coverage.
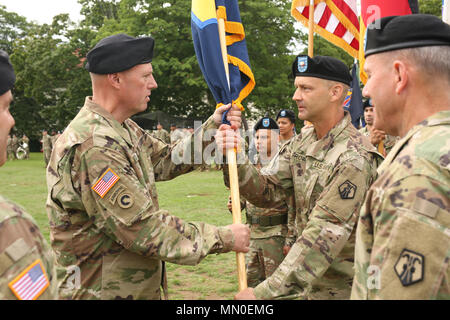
[1,0,83,24]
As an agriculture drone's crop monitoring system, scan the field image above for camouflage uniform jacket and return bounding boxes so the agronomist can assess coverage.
[42,135,52,151]
[46,97,235,300]
[244,154,294,245]
[154,129,170,144]
[359,126,399,156]
[351,110,450,300]
[227,112,382,299]
[0,195,58,300]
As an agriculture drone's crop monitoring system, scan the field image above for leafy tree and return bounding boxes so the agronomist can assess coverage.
[419,0,442,17]
[0,5,34,53]
[88,0,301,121]
[10,14,95,139]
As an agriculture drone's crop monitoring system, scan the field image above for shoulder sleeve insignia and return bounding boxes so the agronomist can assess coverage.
[118,193,134,209]
[8,259,50,300]
[92,168,120,198]
[338,180,357,199]
[394,248,425,286]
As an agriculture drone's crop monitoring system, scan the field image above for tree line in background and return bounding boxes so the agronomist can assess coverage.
[0,0,442,141]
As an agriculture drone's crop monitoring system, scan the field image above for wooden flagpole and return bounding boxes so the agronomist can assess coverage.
[217,16,248,292]
[308,0,315,57]
[305,0,315,127]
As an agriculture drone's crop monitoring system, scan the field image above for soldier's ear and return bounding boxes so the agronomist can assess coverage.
[107,73,122,89]
[329,83,344,103]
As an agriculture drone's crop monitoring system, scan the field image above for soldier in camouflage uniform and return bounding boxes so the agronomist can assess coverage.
[41,130,52,166]
[219,55,382,300]
[20,134,30,159]
[46,34,250,300]
[276,109,296,145]
[11,134,18,160]
[227,117,296,287]
[6,134,14,161]
[359,99,399,157]
[153,122,170,144]
[0,50,58,300]
[351,15,450,300]
[170,124,184,144]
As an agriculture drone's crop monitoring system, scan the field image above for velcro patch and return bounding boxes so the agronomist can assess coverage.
[8,259,49,300]
[394,248,425,287]
[92,168,120,198]
[118,193,134,209]
[338,180,357,199]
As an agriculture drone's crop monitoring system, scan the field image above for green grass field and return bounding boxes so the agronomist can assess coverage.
[0,153,242,300]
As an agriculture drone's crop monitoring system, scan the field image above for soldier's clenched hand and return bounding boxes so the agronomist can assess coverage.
[213,104,242,130]
[227,223,250,253]
[215,124,241,154]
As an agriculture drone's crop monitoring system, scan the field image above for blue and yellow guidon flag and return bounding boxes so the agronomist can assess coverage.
[191,0,255,111]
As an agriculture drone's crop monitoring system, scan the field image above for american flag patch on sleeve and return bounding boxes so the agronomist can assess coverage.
[8,259,50,300]
[91,168,120,198]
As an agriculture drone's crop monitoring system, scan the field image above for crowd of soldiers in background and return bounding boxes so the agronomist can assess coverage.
[6,133,29,160]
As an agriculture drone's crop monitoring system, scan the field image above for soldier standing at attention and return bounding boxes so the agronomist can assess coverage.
[227,116,295,288]
[0,50,58,300]
[11,134,18,160]
[6,134,13,161]
[217,55,382,300]
[153,122,170,144]
[276,109,296,145]
[351,14,450,300]
[46,34,250,300]
[359,99,399,157]
[20,134,30,159]
[169,123,184,144]
[41,130,52,166]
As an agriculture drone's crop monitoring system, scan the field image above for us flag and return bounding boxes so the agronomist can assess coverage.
[8,260,49,300]
[92,168,120,198]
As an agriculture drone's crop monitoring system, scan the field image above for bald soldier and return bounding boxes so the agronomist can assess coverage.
[351,14,450,300]
[46,34,250,300]
[217,55,382,300]
[0,50,58,300]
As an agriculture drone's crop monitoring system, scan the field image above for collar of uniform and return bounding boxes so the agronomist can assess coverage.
[83,97,133,146]
[377,110,450,174]
[305,112,351,160]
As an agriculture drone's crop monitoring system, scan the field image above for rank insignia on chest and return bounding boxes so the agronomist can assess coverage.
[394,249,424,287]
[92,168,120,198]
[8,259,50,300]
[338,180,356,199]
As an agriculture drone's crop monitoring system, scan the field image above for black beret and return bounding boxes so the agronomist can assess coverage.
[254,117,279,132]
[292,55,352,86]
[0,50,15,96]
[363,99,373,109]
[276,109,296,123]
[85,34,155,74]
[365,14,450,58]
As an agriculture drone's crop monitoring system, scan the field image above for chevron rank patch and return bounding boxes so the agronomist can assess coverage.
[8,259,50,300]
[92,168,120,198]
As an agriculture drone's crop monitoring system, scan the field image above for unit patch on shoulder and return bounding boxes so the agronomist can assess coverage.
[118,193,134,209]
[338,180,357,199]
[92,168,120,198]
[8,259,49,300]
[394,248,424,287]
